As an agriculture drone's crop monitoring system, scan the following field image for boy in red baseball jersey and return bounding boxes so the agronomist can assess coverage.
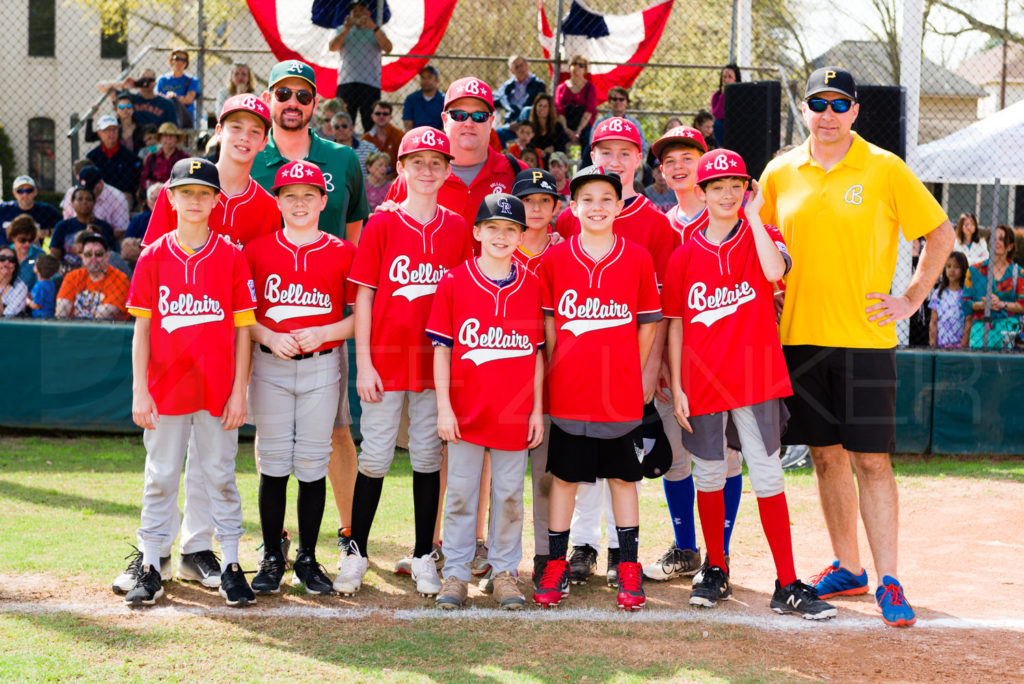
[663,149,835,619]
[644,126,744,585]
[245,160,358,596]
[556,118,674,587]
[335,127,473,597]
[534,166,661,611]
[509,168,562,584]
[427,193,544,610]
[142,95,281,249]
[126,158,257,607]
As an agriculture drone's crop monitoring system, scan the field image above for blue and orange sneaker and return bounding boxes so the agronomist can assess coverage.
[809,560,869,599]
[875,576,916,627]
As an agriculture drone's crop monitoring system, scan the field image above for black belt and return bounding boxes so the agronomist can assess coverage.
[259,344,334,360]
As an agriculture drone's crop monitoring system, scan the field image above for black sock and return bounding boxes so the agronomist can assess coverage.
[350,472,384,557]
[296,477,326,559]
[548,529,570,561]
[616,525,639,564]
[412,469,440,558]
[258,474,289,558]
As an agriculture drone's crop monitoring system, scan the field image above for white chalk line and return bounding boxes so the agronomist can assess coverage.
[2,601,1023,633]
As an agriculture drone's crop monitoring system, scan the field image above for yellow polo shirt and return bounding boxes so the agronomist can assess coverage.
[759,133,947,349]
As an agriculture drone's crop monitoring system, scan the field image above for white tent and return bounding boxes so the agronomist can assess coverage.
[915,98,1024,185]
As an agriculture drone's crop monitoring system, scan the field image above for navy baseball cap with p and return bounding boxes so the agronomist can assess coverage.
[805,66,857,100]
[168,158,221,192]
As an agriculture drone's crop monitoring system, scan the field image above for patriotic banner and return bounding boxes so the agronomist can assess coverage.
[247,0,458,97]
[538,0,674,103]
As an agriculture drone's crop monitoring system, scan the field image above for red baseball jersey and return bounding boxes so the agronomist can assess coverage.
[666,204,709,246]
[554,195,674,285]
[349,205,474,392]
[511,237,554,276]
[127,233,256,416]
[661,220,792,417]
[385,148,526,243]
[426,259,543,450]
[244,230,357,352]
[142,178,282,248]
[540,236,661,424]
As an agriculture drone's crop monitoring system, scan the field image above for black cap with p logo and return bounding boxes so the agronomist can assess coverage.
[805,66,857,100]
[168,157,221,192]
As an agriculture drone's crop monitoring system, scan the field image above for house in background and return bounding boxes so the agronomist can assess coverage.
[812,40,985,143]
[954,42,1024,119]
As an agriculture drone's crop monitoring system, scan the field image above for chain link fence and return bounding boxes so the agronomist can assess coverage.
[1,0,1023,349]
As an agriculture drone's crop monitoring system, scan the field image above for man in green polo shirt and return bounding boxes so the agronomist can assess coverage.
[252,60,368,573]
[253,60,368,242]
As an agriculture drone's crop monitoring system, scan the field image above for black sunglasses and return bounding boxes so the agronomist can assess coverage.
[135,78,155,87]
[0,254,17,263]
[608,96,627,102]
[447,109,491,123]
[273,86,314,106]
[806,97,854,113]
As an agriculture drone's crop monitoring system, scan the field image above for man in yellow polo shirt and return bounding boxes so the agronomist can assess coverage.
[760,67,953,628]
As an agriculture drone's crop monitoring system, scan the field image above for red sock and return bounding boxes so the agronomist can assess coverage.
[757,492,797,587]
[696,490,726,571]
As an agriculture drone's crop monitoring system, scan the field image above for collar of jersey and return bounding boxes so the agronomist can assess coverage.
[264,128,331,165]
[616,194,647,218]
[798,132,867,171]
[277,229,328,252]
[570,233,624,267]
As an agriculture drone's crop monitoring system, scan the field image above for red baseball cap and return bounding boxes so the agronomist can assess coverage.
[397,126,454,161]
[695,149,749,185]
[651,125,707,161]
[219,93,271,130]
[590,117,642,151]
[443,77,494,112]
[272,160,327,194]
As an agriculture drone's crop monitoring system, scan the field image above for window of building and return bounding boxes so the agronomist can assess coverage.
[28,118,56,192]
[28,0,56,58]
[100,11,127,60]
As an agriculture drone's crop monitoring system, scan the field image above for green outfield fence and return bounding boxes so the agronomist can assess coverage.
[2,320,1021,454]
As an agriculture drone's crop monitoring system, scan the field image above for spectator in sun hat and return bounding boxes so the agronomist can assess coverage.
[139,122,190,197]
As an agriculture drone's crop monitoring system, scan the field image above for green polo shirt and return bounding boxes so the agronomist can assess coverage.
[252,128,369,237]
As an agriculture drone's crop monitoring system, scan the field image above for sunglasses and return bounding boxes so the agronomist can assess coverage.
[608,97,626,102]
[273,86,314,106]
[172,56,188,62]
[15,188,33,194]
[806,97,854,113]
[135,78,154,87]
[81,251,106,258]
[372,111,389,116]
[117,103,132,110]
[447,109,491,123]
[13,237,32,244]
[572,62,587,68]
[333,123,350,129]
[0,255,17,263]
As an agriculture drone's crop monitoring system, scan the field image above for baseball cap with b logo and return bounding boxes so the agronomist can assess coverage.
[397,126,454,160]
[168,157,221,191]
[475,193,526,228]
[651,125,708,161]
[272,160,327,195]
[804,66,857,100]
[219,93,272,130]
[695,149,749,185]
[590,117,642,151]
[444,77,494,111]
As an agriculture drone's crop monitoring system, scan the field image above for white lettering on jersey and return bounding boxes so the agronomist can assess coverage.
[556,289,632,336]
[687,281,756,327]
[844,185,863,205]
[263,274,333,322]
[322,172,335,193]
[388,255,446,301]
[457,318,534,365]
[158,285,226,332]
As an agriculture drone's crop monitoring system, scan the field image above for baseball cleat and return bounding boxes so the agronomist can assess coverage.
[568,544,597,585]
[533,558,570,607]
[219,563,255,607]
[411,550,443,596]
[616,561,646,611]
[771,579,837,620]
[178,549,222,589]
[333,542,368,596]
[644,543,701,581]
[112,546,170,594]
[251,553,286,594]
[689,565,731,608]
[605,547,621,587]
[435,576,468,610]
[125,564,164,606]
[291,553,335,595]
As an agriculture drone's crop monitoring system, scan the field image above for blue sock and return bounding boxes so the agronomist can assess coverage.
[723,474,742,555]
[663,475,697,552]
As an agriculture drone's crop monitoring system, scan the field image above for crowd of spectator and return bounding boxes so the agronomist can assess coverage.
[2,50,1019,351]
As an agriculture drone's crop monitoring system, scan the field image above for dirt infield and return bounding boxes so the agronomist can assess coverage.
[2,472,1022,682]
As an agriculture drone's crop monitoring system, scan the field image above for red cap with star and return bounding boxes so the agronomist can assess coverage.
[590,117,642,151]
[443,76,494,111]
[651,125,708,161]
[695,148,749,185]
[219,93,272,131]
[397,126,454,161]
[272,160,327,194]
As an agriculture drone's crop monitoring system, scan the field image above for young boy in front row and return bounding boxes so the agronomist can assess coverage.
[663,149,835,619]
[534,167,662,611]
[126,158,257,607]
[427,193,544,610]
[244,160,358,596]
[335,127,474,597]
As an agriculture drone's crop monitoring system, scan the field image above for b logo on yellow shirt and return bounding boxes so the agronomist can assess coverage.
[844,184,863,205]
